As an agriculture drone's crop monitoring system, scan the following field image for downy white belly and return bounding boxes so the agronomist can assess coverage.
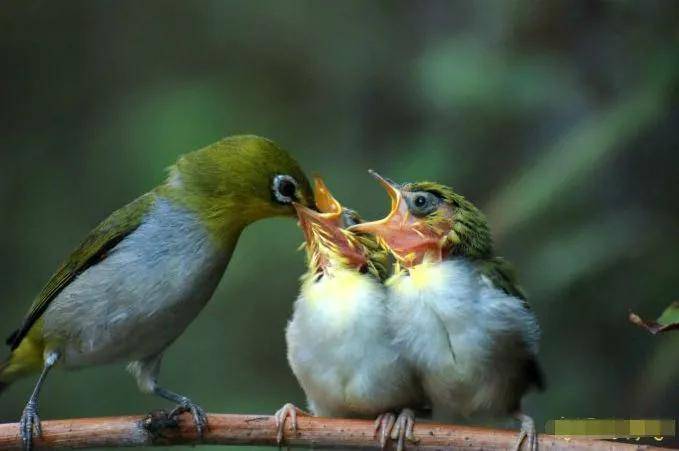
[286,268,419,418]
[387,258,540,417]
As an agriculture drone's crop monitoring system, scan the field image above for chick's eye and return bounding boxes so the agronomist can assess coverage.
[273,174,298,204]
[407,191,439,217]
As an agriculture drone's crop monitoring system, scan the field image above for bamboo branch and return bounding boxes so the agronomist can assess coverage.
[0,412,660,450]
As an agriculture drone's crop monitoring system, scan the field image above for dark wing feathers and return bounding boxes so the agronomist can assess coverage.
[9,193,155,350]
[525,356,546,391]
[478,257,547,391]
[478,256,527,301]
[5,330,18,346]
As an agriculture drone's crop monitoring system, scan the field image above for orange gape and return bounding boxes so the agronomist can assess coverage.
[348,171,453,267]
[294,177,367,273]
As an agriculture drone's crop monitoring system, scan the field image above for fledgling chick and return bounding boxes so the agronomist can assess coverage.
[350,171,544,451]
[0,136,314,450]
[276,177,424,449]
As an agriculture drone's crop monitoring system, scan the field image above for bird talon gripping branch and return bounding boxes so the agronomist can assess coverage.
[0,136,314,445]
[390,408,419,451]
[373,412,397,449]
[350,172,544,448]
[19,403,40,451]
[170,401,208,437]
[274,402,309,445]
[283,177,426,450]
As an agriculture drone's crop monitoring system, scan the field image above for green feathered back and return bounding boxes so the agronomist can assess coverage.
[7,193,155,350]
[477,257,527,301]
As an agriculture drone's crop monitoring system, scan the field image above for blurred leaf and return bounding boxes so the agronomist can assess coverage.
[419,36,580,113]
[487,54,678,237]
[629,301,679,335]
[523,211,647,298]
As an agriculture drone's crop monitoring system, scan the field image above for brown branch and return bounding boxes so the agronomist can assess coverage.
[0,412,660,450]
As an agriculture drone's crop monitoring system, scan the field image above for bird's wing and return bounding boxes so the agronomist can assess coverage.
[7,192,156,350]
[478,257,547,391]
[477,256,527,301]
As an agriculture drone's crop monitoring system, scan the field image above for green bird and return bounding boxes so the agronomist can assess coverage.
[350,171,544,451]
[0,135,313,449]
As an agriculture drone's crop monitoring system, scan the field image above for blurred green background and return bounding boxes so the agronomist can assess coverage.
[1,1,678,449]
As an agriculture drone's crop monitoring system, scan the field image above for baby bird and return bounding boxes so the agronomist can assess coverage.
[350,171,544,451]
[276,177,424,449]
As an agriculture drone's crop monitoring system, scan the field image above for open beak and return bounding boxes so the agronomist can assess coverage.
[348,170,404,234]
[348,170,414,249]
[294,176,366,269]
[293,193,342,245]
[293,176,344,241]
[313,176,342,215]
[348,170,443,266]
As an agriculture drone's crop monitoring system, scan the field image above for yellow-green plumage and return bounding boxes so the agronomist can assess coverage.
[1,193,156,388]
[1,135,313,447]
[160,135,313,247]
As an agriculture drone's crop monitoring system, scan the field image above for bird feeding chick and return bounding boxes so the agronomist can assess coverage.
[276,177,425,450]
[0,136,314,450]
[350,171,544,451]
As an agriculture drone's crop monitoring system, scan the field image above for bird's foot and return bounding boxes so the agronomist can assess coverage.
[390,408,419,451]
[274,403,309,445]
[19,400,41,451]
[373,412,396,449]
[143,409,179,434]
[169,397,208,439]
[512,412,537,451]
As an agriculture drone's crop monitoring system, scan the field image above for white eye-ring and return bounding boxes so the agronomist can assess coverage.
[272,174,299,204]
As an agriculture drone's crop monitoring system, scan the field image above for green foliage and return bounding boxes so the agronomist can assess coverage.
[630,301,679,335]
[1,2,677,450]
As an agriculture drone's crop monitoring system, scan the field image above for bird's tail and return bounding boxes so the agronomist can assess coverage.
[0,336,44,396]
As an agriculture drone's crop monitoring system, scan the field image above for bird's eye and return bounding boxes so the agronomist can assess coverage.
[272,174,299,204]
[407,191,440,217]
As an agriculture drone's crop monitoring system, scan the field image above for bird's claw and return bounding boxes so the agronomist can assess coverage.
[373,412,396,449]
[513,413,537,451]
[390,408,418,451]
[169,397,208,439]
[19,400,41,451]
[274,403,308,445]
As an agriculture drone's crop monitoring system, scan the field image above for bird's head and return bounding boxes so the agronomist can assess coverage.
[295,177,388,280]
[349,170,492,267]
[162,135,314,243]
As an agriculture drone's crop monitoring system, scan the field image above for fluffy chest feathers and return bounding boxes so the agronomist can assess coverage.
[42,197,232,367]
[297,269,376,333]
[286,268,418,417]
[387,258,540,416]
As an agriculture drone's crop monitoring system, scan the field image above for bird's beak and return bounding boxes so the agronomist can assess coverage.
[293,176,343,245]
[349,170,444,266]
[313,176,342,215]
[347,170,402,234]
[294,177,366,269]
[293,202,342,244]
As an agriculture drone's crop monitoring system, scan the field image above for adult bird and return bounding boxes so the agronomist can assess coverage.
[0,135,313,450]
[350,171,544,451]
[277,177,424,450]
